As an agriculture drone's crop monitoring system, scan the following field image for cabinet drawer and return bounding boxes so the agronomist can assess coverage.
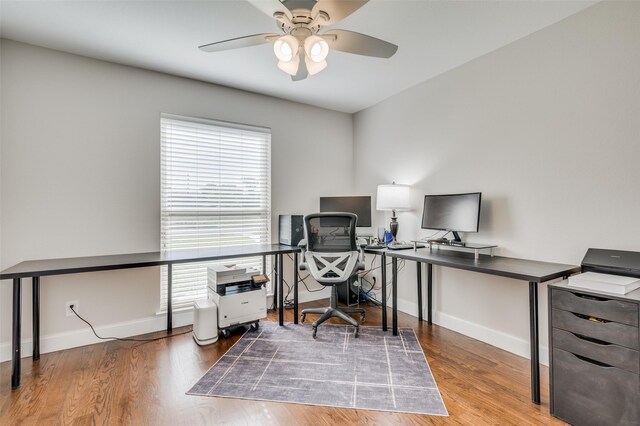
[553,328,639,374]
[552,288,639,326]
[552,348,639,426]
[552,308,639,350]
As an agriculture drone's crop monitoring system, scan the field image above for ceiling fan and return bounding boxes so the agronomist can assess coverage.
[198,0,398,81]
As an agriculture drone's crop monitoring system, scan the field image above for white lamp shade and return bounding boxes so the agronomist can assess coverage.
[277,55,300,75]
[376,183,411,211]
[304,35,329,62]
[273,35,299,62]
[305,56,327,75]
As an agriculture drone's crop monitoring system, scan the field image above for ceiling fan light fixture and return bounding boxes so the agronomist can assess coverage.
[305,56,327,75]
[273,35,299,62]
[304,35,329,62]
[277,55,300,76]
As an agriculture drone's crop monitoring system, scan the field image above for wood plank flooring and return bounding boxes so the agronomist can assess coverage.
[0,300,565,425]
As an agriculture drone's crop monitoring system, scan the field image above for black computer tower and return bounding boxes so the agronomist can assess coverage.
[338,276,360,306]
[279,215,304,246]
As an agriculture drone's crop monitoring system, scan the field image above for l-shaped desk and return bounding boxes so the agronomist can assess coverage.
[366,246,580,405]
[0,244,301,389]
[3,243,579,406]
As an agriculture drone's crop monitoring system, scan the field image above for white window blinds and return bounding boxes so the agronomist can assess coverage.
[160,114,271,311]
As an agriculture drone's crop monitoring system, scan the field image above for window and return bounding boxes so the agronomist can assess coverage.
[160,114,271,311]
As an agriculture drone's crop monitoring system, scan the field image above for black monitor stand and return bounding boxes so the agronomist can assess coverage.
[451,231,462,242]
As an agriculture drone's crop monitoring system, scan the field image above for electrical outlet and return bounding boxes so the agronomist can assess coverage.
[65,300,79,317]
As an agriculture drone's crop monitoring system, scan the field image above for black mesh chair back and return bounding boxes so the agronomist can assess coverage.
[304,213,358,253]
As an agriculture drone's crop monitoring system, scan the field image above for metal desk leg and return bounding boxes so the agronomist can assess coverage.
[392,257,398,336]
[167,264,173,333]
[278,254,284,326]
[12,278,22,389]
[33,277,40,360]
[529,281,540,404]
[262,255,266,275]
[273,256,278,312]
[293,252,299,324]
[427,264,433,325]
[416,262,423,322]
[381,253,387,331]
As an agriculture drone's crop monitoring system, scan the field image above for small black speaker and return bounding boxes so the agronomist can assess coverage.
[279,215,303,246]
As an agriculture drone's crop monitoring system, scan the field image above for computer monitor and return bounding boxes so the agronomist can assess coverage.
[319,196,372,227]
[421,192,481,242]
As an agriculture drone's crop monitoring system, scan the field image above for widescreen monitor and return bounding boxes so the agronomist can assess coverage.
[320,196,372,227]
[421,192,481,241]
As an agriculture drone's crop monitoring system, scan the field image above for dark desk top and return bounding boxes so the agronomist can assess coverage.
[367,248,580,283]
[0,244,301,280]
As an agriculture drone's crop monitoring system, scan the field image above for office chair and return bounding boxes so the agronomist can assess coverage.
[299,212,366,338]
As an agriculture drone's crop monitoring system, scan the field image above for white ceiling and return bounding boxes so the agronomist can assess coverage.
[0,0,594,113]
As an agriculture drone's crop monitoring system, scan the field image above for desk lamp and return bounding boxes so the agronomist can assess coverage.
[376,182,411,246]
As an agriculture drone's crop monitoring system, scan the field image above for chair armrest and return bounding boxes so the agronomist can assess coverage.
[298,239,308,270]
[357,242,366,271]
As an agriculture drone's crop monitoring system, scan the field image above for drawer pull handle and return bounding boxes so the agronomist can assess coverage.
[573,312,609,323]
[572,332,611,346]
[572,292,610,302]
[573,353,613,368]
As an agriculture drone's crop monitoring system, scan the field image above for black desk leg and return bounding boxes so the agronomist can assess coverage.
[293,252,299,324]
[392,257,398,336]
[12,278,22,389]
[33,277,40,360]
[167,264,173,333]
[273,256,278,312]
[262,255,266,275]
[416,262,423,322]
[427,263,433,325]
[529,281,540,404]
[278,254,284,326]
[381,253,387,331]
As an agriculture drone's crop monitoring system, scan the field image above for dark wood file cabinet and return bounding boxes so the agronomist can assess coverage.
[549,282,640,426]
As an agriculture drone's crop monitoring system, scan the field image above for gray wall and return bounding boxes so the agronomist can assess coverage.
[0,40,352,359]
[353,1,640,363]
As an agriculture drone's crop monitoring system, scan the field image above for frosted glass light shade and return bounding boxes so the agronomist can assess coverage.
[277,55,300,76]
[305,57,327,75]
[273,35,299,62]
[376,183,411,211]
[304,36,329,62]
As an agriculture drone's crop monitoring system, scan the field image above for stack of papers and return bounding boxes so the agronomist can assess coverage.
[568,272,640,295]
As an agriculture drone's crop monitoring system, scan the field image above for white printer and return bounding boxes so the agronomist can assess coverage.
[207,265,267,337]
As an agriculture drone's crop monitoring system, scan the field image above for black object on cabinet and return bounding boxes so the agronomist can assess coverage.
[548,248,640,426]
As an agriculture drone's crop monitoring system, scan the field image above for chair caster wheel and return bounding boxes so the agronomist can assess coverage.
[354,327,359,338]
[312,327,317,339]
[250,322,259,331]
[220,329,231,338]
[300,314,306,323]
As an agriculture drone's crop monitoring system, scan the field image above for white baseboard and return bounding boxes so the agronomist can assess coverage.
[394,298,549,366]
[1,288,332,363]
[0,309,194,362]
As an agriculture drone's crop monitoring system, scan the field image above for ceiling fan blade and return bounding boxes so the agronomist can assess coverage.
[324,29,397,58]
[199,33,278,53]
[291,56,309,81]
[247,0,293,19]
[312,0,368,25]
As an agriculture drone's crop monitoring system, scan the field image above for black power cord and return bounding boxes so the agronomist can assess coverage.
[70,305,191,343]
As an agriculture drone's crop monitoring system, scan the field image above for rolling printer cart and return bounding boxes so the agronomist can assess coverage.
[548,248,640,426]
[207,265,267,338]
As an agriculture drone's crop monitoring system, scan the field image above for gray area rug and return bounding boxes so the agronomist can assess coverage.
[188,321,448,416]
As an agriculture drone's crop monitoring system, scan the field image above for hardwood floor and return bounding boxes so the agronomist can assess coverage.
[1,300,564,425]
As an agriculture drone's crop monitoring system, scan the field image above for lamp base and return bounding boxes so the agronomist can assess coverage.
[389,215,399,245]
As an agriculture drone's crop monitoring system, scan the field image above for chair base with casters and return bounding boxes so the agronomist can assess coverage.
[300,285,365,339]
